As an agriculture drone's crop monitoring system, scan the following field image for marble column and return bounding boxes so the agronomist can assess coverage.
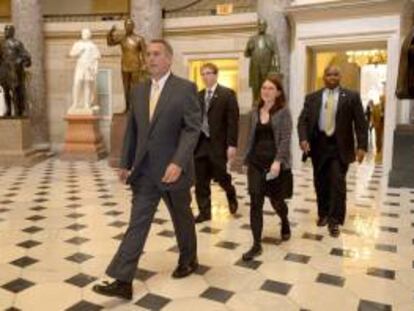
[257,0,291,97]
[11,0,48,147]
[130,0,162,41]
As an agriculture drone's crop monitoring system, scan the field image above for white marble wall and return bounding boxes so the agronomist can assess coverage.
[44,13,257,152]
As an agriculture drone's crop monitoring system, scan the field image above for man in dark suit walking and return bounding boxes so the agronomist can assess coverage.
[297,65,367,237]
[194,63,240,223]
[93,39,201,300]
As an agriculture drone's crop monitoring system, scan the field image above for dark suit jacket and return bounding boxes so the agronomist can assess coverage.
[120,74,201,190]
[297,87,368,165]
[195,84,239,163]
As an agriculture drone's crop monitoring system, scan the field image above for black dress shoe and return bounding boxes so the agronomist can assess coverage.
[328,224,340,238]
[242,244,262,261]
[172,260,199,279]
[195,214,211,224]
[92,280,132,300]
[281,221,291,241]
[317,216,329,227]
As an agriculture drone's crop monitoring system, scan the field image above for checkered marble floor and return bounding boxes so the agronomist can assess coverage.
[0,158,413,311]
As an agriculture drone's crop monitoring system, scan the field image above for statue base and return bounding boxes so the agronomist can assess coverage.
[0,118,48,166]
[389,124,414,188]
[61,114,107,160]
[108,113,128,168]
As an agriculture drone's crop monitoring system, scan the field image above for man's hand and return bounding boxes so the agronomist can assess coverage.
[227,146,237,164]
[300,140,310,154]
[162,163,182,184]
[270,161,281,178]
[356,149,365,164]
[118,169,130,184]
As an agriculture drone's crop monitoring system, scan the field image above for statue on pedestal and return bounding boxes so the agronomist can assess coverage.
[0,25,31,118]
[245,20,280,103]
[107,18,147,112]
[68,29,101,115]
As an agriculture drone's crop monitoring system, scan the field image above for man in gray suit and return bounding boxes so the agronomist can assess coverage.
[93,39,201,300]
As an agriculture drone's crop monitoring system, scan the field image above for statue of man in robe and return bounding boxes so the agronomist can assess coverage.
[68,28,101,115]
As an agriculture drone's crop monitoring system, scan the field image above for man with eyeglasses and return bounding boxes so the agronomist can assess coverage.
[194,63,240,223]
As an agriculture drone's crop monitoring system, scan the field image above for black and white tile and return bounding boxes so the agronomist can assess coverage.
[0,159,413,310]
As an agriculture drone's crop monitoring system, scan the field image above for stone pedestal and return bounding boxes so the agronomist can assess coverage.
[62,115,107,160]
[0,118,46,165]
[108,113,127,167]
[388,124,414,188]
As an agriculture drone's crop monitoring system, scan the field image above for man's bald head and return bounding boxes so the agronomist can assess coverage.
[323,65,342,89]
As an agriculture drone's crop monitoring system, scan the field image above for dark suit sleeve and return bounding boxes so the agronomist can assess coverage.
[226,89,239,147]
[119,92,137,170]
[297,95,311,143]
[352,92,368,151]
[172,82,202,170]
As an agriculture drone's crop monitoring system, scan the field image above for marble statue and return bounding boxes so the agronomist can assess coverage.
[245,19,280,103]
[68,29,101,115]
[0,25,31,117]
[107,18,147,112]
[396,27,414,99]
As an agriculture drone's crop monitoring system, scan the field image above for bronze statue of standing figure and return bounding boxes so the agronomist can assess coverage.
[245,20,280,103]
[107,18,147,112]
[396,26,414,99]
[0,25,31,117]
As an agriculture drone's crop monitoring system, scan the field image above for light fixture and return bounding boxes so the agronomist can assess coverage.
[346,49,387,67]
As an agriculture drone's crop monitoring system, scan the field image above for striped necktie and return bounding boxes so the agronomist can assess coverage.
[149,81,160,121]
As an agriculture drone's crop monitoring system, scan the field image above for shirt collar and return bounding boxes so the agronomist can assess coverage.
[152,71,171,90]
[324,86,340,93]
[207,83,218,95]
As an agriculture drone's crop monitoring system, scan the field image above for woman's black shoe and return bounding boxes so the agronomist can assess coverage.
[242,244,262,261]
[281,221,291,241]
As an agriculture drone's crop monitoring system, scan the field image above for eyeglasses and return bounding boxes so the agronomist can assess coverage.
[201,71,216,76]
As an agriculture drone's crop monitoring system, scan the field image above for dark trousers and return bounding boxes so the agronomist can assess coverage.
[312,134,349,225]
[194,136,236,216]
[250,193,288,245]
[106,174,197,283]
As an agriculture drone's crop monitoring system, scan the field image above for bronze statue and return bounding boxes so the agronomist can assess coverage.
[0,25,31,117]
[245,20,280,102]
[372,95,385,164]
[107,18,147,112]
[396,27,414,99]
